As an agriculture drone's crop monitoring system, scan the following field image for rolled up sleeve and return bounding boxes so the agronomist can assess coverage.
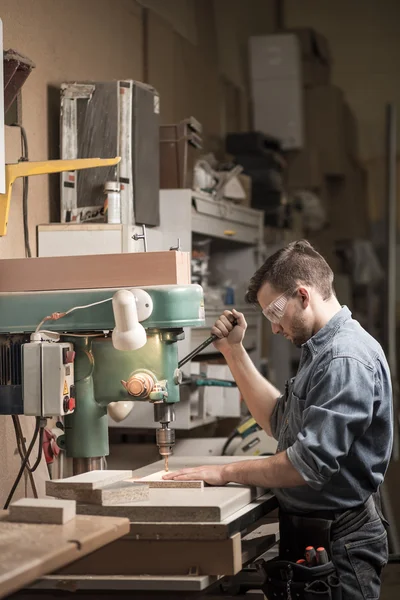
[270,394,286,441]
[287,357,375,490]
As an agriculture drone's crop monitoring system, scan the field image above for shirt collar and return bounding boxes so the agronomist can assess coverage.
[304,306,352,355]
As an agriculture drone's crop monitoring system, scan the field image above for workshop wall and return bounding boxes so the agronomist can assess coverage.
[284,0,400,230]
[0,0,276,259]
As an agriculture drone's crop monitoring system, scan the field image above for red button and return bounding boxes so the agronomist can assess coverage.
[69,398,76,411]
[66,351,76,364]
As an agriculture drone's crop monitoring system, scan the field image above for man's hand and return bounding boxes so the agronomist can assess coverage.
[212,308,247,354]
[162,465,228,486]
[163,453,307,489]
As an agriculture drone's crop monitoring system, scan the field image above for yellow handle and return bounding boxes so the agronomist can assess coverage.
[224,229,236,236]
[0,157,120,237]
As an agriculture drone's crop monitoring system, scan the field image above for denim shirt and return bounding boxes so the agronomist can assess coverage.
[270,306,393,513]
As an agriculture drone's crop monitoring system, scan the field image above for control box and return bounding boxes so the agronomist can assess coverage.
[23,342,76,417]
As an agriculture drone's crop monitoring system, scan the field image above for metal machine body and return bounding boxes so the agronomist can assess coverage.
[0,284,204,471]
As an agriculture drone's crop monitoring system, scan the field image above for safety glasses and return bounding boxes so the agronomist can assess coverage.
[262,289,297,324]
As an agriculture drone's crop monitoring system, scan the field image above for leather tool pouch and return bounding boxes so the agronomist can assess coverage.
[257,511,342,600]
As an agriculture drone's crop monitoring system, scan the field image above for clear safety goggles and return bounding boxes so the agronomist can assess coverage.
[262,289,297,324]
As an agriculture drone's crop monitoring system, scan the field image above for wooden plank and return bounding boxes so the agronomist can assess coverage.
[77,485,258,523]
[46,481,149,506]
[60,533,242,577]
[133,471,203,489]
[0,512,130,600]
[8,498,76,525]
[0,251,190,292]
[46,470,133,492]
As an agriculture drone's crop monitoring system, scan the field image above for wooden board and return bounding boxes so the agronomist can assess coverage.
[46,470,133,492]
[47,481,149,506]
[133,470,203,489]
[60,533,242,577]
[0,511,130,599]
[0,251,190,292]
[8,498,76,525]
[77,457,266,523]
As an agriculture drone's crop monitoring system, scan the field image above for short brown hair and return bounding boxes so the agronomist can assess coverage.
[246,240,334,304]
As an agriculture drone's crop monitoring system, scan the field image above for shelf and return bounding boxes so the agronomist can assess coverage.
[192,193,263,245]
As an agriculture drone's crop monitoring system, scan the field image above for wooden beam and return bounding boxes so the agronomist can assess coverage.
[0,251,191,292]
[60,534,242,577]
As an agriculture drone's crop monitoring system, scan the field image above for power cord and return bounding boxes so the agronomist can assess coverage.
[11,123,32,258]
[4,416,46,509]
[11,415,38,495]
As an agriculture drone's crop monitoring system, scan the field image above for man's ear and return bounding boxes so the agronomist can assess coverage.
[298,286,310,309]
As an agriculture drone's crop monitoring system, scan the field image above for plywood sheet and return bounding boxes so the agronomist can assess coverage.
[134,470,203,489]
[76,457,266,523]
[60,533,242,577]
[0,512,129,600]
[47,481,149,506]
[0,251,190,292]
[46,470,133,492]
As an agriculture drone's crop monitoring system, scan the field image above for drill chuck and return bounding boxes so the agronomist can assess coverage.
[156,425,175,456]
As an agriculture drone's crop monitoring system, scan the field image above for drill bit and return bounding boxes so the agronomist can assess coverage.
[164,455,169,472]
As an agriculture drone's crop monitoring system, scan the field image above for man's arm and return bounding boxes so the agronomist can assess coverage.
[163,451,307,487]
[213,309,281,436]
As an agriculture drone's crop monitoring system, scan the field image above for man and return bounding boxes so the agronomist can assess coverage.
[164,240,392,599]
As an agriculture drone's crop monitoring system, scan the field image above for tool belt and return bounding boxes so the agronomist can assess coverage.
[255,495,379,600]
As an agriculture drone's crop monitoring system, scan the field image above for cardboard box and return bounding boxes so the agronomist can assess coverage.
[343,103,359,160]
[286,147,323,190]
[287,28,332,87]
[250,30,331,88]
[305,85,347,176]
[252,78,304,150]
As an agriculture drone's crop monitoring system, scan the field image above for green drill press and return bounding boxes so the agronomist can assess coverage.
[0,284,204,474]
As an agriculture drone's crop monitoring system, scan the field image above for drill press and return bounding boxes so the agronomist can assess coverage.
[0,284,205,474]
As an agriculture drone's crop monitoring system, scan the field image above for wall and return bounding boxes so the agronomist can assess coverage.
[0,0,276,259]
[0,0,143,258]
[284,0,400,163]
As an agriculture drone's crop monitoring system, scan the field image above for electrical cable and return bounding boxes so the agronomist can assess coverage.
[222,430,239,456]
[11,415,38,495]
[35,297,113,333]
[11,123,32,258]
[4,417,45,509]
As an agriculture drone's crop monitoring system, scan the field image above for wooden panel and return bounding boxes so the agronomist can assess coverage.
[46,481,149,506]
[134,470,203,488]
[8,498,76,525]
[47,470,133,492]
[60,533,242,576]
[0,512,130,600]
[0,251,190,292]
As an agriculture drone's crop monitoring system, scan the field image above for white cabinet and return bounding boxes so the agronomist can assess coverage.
[38,190,265,429]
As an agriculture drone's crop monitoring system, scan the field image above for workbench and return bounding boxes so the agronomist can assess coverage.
[0,512,129,599]
[21,457,279,597]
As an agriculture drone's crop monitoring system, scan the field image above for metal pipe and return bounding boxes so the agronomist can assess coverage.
[386,103,398,461]
[73,457,103,475]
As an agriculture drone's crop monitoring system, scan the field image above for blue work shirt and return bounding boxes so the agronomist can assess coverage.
[270,306,393,513]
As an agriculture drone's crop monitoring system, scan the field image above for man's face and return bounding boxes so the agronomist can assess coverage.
[257,282,314,347]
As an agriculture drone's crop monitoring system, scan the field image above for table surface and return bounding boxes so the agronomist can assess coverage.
[0,511,130,599]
